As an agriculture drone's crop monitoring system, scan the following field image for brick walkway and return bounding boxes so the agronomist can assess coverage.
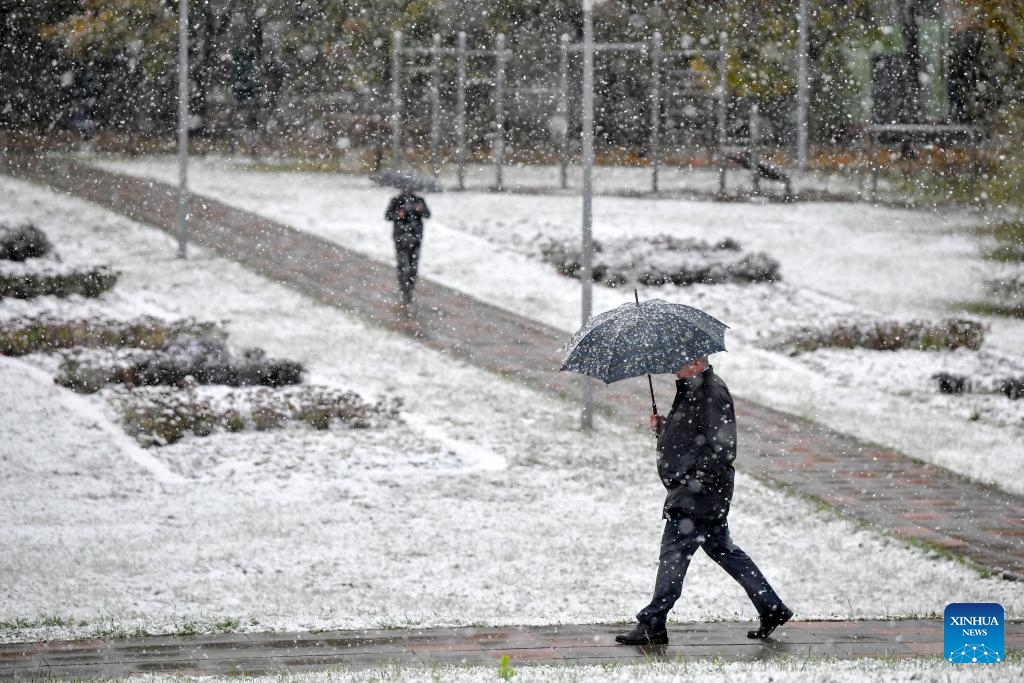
[2,619,1021,678]
[5,155,1022,582]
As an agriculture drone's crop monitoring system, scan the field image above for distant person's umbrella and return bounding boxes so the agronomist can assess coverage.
[560,291,728,415]
[370,168,444,193]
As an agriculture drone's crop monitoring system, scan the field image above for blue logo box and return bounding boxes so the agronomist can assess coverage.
[945,603,1004,664]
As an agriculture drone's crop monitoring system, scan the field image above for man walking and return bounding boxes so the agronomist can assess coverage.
[616,356,792,645]
[384,188,431,305]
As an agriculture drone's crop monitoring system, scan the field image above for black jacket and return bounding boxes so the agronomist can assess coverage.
[656,366,737,520]
[385,193,431,241]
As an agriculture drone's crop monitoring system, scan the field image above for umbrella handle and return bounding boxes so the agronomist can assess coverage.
[647,373,658,416]
[636,290,659,417]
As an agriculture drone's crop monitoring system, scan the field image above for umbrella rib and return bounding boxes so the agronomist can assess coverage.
[603,302,640,381]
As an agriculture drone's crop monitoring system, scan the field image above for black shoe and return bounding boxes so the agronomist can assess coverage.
[747,606,794,639]
[615,622,668,645]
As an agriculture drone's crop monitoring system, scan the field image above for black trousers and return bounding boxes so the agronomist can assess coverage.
[636,517,784,627]
[394,236,422,303]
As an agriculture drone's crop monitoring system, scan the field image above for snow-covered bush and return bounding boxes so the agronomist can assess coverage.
[1005,378,1024,400]
[0,265,118,299]
[55,335,304,393]
[933,371,1024,400]
[0,316,218,356]
[117,384,401,447]
[986,272,1024,314]
[776,318,986,354]
[540,235,780,287]
[933,371,968,394]
[0,223,52,261]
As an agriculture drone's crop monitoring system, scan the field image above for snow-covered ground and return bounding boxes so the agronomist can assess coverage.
[89,155,1024,495]
[1,164,1022,682]
[135,656,1023,683]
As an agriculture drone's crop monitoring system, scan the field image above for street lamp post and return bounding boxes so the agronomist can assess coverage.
[176,0,189,258]
[580,0,595,431]
[796,0,809,173]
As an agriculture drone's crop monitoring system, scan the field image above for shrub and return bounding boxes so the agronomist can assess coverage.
[0,317,219,356]
[54,337,304,393]
[251,405,286,431]
[117,386,401,446]
[1000,378,1024,400]
[540,235,779,287]
[0,266,118,299]
[0,223,52,261]
[933,372,968,394]
[777,318,986,354]
[120,393,202,446]
[932,372,1024,400]
[222,409,246,432]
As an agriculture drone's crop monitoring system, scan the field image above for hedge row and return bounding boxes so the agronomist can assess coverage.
[776,318,986,354]
[119,385,402,447]
[540,235,780,288]
[0,267,119,299]
[933,372,1024,400]
[0,317,218,356]
[56,339,304,393]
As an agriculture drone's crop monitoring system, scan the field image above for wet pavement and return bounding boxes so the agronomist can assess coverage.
[2,619,1021,678]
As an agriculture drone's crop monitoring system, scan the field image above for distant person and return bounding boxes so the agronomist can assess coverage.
[616,356,793,646]
[385,188,431,305]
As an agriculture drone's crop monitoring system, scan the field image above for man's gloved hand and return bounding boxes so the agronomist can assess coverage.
[650,413,666,436]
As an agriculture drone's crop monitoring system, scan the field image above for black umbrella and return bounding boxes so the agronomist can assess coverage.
[370,168,444,193]
[560,291,728,415]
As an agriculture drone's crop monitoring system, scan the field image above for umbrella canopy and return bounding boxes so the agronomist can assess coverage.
[560,298,728,385]
[370,168,444,193]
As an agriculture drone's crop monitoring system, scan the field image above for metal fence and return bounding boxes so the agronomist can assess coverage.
[386,30,784,196]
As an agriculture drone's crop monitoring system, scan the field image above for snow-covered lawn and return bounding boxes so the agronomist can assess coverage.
[90,155,1024,495]
[135,655,1024,683]
[1,167,1021,683]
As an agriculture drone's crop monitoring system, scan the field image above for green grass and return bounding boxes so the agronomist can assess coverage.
[963,218,1024,319]
[985,220,1024,263]
[963,300,1024,319]
[244,149,390,176]
[0,615,86,632]
[247,157,373,175]
[214,617,242,633]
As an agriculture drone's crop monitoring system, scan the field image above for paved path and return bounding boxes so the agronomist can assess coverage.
[2,619,1021,678]
[5,155,1022,582]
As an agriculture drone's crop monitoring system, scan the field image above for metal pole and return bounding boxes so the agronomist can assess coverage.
[857,126,866,199]
[176,0,189,259]
[580,0,595,431]
[558,34,570,190]
[796,0,809,172]
[456,31,467,190]
[717,32,728,197]
[750,103,761,195]
[494,33,506,191]
[429,33,441,178]
[390,30,402,168]
[868,130,877,199]
[650,32,662,194]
